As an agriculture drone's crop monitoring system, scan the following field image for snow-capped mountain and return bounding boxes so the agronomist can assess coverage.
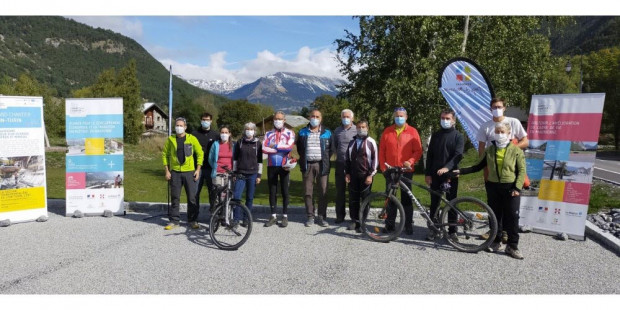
[227,72,345,112]
[186,79,245,95]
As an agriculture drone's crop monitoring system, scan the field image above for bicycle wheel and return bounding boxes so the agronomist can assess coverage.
[209,202,253,250]
[439,197,498,253]
[359,192,405,243]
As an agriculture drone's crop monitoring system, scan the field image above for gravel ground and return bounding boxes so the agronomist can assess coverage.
[1,205,619,294]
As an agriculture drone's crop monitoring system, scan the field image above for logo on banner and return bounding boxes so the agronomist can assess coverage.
[554,208,561,214]
[566,211,584,217]
[456,65,471,82]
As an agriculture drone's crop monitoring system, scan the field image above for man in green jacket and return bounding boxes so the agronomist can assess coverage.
[162,117,204,230]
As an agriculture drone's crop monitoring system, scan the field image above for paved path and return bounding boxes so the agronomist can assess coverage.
[1,205,618,294]
[594,158,620,184]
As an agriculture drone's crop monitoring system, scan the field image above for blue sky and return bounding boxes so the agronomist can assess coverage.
[70,16,359,83]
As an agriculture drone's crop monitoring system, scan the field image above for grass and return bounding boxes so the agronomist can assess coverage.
[45,142,616,213]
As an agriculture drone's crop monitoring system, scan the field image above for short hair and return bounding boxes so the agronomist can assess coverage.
[393,107,407,115]
[244,122,256,130]
[440,109,455,118]
[495,122,511,132]
[309,109,322,116]
[201,112,213,120]
[274,111,286,119]
[341,109,354,118]
[175,117,187,125]
[356,119,369,127]
[490,98,506,109]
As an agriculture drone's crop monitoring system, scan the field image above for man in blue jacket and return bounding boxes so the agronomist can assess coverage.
[296,109,333,227]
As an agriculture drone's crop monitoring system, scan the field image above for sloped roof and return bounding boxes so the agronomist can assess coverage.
[142,102,168,119]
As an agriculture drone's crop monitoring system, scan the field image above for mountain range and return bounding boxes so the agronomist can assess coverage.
[190,72,345,112]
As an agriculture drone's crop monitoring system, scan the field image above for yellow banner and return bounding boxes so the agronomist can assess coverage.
[85,138,105,155]
[537,180,566,202]
[0,187,46,212]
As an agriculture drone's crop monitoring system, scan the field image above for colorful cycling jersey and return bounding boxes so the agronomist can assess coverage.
[262,127,295,167]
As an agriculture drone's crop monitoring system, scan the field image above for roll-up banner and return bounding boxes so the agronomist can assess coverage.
[520,93,606,240]
[0,96,48,223]
[439,57,495,150]
[65,98,124,216]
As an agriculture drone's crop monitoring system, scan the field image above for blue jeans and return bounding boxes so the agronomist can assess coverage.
[233,173,257,221]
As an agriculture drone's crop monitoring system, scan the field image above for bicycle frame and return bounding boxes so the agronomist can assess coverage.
[384,169,472,235]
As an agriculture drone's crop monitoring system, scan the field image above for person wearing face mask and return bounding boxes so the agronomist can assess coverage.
[476,98,528,242]
[454,122,526,259]
[296,109,333,227]
[232,122,262,227]
[262,111,295,227]
[192,112,220,216]
[344,120,377,233]
[208,126,235,190]
[378,107,423,235]
[424,109,464,242]
[332,109,357,224]
[162,117,204,230]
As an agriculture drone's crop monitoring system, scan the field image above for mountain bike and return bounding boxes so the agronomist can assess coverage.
[209,167,253,250]
[359,163,498,253]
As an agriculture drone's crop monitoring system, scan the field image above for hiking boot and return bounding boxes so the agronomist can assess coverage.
[479,230,491,240]
[335,218,345,224]
[316,216,329,227]
[382,225,395,233]
[189,221,200,229]
[347,222,356,231]
[264,216,277,227]
[448,233,459,243]
[426,231,437,241]
[505,246,524,259]
[280,217,289,228]
[164,222,179,230]
[240,219,250,228]
[486,242,502,253]
[305,217,314,227]
[501,231,508,244]
[355,226,362,233]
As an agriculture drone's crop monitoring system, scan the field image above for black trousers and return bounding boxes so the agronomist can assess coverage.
[486,182,520,247]
[430,176,459,234]
[348,174,372,222]
[170,171,198,223]
[335,161,347,221]
[196,167,215,211]
[386,172,414,229]
[267,166,290,214]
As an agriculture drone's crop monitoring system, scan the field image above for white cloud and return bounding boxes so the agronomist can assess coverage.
[69,16,143,39]
[159,46,344,83]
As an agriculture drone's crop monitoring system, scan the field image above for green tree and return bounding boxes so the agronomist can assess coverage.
[336,16,557,138]
[72,59,144,144]
[217,100,261,138]
[585,47,620,149]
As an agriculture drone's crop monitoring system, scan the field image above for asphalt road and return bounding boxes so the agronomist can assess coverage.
[1,204,618,295]
[594,158,620,184]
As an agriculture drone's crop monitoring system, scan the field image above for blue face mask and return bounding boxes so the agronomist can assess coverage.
[310,118,320,127]
[201,120,211,129]
[394,116,406,126]
[342,118,351,126]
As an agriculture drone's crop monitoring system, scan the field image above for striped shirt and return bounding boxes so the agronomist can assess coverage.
[306,131,322,162]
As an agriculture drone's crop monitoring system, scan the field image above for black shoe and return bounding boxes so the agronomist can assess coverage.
[381,226,395,233]
[346,222,356,230]
[280,217,288,228]
[335,218,345,224]
[405,225,414,235]
[240,219,250,228]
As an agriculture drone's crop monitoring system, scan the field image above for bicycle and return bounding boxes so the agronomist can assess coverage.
[208,166,253,250]
[359,163,498,253]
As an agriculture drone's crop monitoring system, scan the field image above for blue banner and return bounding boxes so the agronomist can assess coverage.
[439,58,494,150]
[0,107,42,128]
[66,114,123,139]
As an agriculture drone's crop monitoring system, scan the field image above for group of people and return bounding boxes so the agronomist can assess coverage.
[161,97,528,259]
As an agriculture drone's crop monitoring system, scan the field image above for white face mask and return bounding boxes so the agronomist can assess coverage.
[274,120,284,129]
[492,108,504,118]
[440,119,453,129]
[245,130,255,138]
[175,126,185,134]
[357,129,368,137]
[220,133,230,141]
[495,133,509,147]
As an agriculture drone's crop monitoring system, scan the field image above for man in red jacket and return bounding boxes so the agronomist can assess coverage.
[378,107,423,235]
